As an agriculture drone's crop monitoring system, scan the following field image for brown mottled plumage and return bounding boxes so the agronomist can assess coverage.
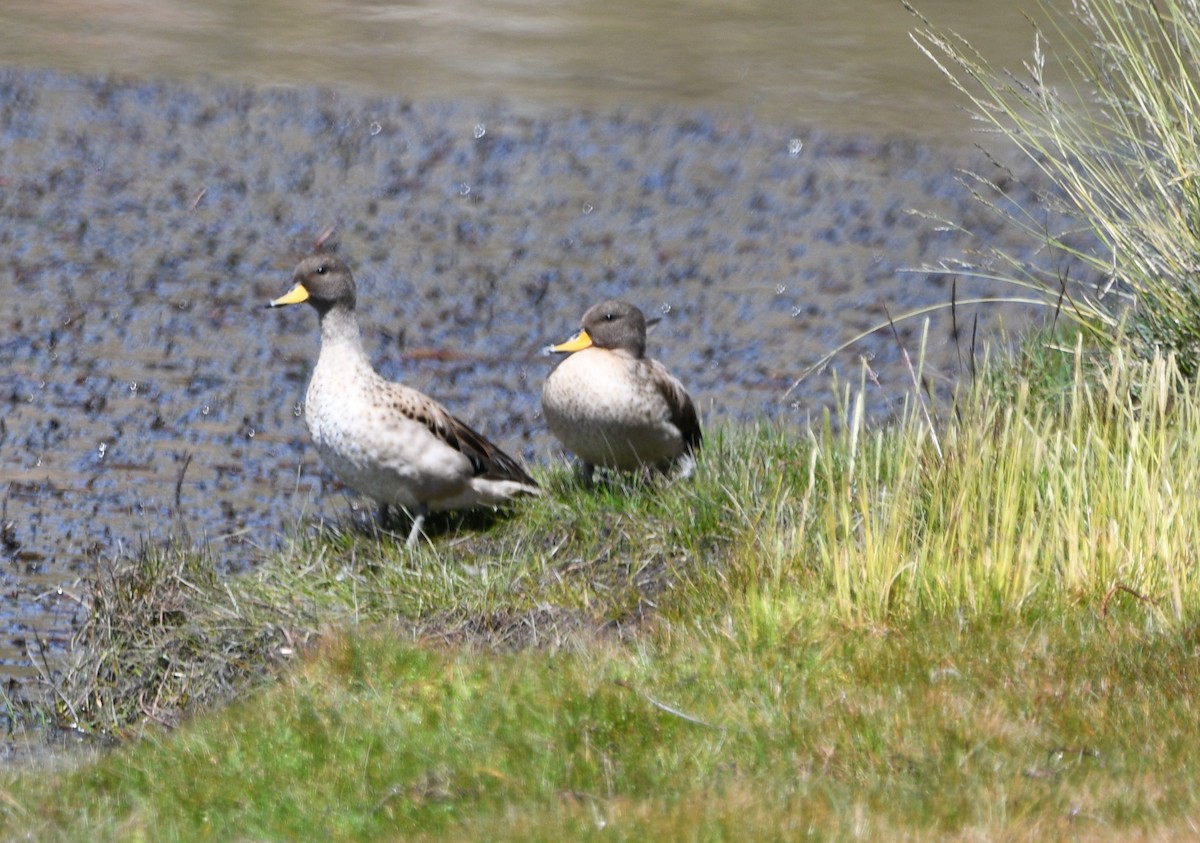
[269,255,538,546]
[542,299,701,481]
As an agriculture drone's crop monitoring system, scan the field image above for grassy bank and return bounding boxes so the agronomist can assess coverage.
[16,611,1200,840]
[4,343,1200,839]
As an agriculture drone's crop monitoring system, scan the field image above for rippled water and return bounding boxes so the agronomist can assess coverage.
[0,2,1062,687]
[0,0,1050,140]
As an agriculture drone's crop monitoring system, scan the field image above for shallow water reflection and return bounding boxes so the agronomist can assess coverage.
[0,0,1049,141]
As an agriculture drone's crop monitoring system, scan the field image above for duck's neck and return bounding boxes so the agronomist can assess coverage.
[317,307,372,366]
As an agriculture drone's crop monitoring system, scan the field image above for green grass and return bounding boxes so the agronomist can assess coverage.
[8,596,1200,839]
[6,342,1200,838]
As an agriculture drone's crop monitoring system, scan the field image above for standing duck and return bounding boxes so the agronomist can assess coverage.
[269,254,539,546]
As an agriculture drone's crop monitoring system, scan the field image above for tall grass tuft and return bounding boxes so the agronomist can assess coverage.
[737,345,1200,627]
[906,0,1200,375]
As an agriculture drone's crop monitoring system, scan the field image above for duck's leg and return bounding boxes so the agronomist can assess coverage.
[576,462,596,488]
[405,503,429,548]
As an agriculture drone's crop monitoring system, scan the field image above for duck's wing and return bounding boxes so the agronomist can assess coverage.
[650,360,703,454]
[408,391,539,488]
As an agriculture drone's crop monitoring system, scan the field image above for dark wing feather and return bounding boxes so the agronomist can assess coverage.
[420,401,539,487]
[651,362,702,454]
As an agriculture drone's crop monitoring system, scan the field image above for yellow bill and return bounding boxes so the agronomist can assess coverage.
[269,283,311,307]
[546,329,593,354]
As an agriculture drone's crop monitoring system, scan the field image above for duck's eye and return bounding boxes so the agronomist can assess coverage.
[604,312,615,321]
[316,265,327,275]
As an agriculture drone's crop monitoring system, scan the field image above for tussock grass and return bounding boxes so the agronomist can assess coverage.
[736,342,1200,628]
[906,0,1200,373]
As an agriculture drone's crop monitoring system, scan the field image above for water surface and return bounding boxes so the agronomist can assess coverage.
[0,0,1050,141]
[0,2,1064,693]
